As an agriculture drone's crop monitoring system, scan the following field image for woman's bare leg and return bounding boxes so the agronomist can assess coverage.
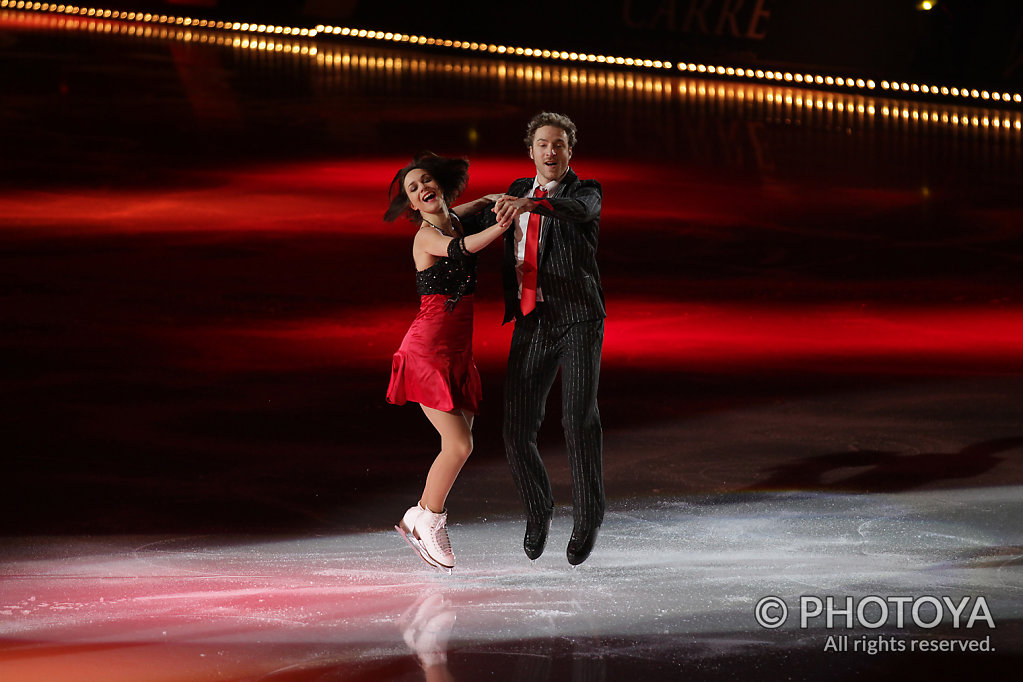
[419,405,474,513]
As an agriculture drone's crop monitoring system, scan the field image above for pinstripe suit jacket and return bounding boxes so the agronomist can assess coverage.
[500,169,606,326]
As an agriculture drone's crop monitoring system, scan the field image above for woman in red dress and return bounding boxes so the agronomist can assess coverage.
[384,153,512,571]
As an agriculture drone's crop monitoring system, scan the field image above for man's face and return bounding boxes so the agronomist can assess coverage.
[529,125,572,185]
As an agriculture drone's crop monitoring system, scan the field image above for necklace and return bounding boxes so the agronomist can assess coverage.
[423,216,456,237]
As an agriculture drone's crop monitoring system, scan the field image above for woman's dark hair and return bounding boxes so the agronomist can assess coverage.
[384,152,470,223]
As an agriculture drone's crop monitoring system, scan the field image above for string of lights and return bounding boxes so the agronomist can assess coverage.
[310,50,1023,138]
[3,0,1021,120]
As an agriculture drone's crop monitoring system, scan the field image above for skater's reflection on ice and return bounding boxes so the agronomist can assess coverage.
[402,590,457,682]
[399,588,608,681]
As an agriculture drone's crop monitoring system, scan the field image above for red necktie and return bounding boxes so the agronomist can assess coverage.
[520,187,547,315]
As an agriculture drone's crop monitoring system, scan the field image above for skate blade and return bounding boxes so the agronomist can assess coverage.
[395,523,450,572]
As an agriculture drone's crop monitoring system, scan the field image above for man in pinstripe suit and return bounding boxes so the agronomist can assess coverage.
[492,112,606,565]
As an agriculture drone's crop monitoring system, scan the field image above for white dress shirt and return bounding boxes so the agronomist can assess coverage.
[514,178,559,301]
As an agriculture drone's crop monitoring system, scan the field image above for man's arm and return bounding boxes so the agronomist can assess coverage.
[452,194,504,219]
[534,180,601,222]
[493,180,601,225]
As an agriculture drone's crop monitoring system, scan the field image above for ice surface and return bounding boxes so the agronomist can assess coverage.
[2,487,1021,679]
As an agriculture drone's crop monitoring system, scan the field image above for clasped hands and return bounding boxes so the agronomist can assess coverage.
[490,194,537,229]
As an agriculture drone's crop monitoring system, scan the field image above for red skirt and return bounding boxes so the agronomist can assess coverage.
[386,294,482,413]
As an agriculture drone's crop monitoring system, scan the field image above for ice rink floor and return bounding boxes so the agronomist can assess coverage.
[4,484,1022,680]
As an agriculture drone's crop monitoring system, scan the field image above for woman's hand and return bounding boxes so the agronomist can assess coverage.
[493,195,536,225]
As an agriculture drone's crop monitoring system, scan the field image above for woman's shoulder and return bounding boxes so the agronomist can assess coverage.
[413,222,442,241]
[411,223,436,256]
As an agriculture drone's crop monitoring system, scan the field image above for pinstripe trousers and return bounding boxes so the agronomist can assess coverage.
[503,310,605,530]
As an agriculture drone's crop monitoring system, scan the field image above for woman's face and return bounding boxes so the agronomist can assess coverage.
[404,168,445,217]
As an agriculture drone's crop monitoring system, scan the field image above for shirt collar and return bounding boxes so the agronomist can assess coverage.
[532,177,559,194]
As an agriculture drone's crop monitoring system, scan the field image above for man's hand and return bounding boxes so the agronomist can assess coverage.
[493,195,537,225]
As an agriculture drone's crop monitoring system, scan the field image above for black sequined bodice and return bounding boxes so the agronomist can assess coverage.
[415,253,477,297]
[415,215,478,301]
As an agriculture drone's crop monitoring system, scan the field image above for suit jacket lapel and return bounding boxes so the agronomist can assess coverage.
[536,169,575,266]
